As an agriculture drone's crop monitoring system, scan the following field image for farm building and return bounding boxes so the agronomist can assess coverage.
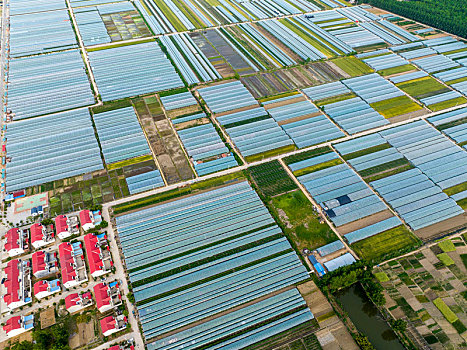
[3,315,34,338]
[55,214,79,239]
[30,223,55,249]
[100,315,127,337]
[4,227,28,257]
[32,251,58,278]
[65,292,93,313]
[3,259,32,310]
[84,233,113,278]
[33,279,61,300]
[94,281,122,313]
[58,242,88,288]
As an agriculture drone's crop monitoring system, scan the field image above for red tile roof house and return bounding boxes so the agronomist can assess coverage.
[30,223,55,249]
[58,242,88,289]
[55,215,80,240]
[32,251,59,278]
[3,315,34,338]
[3,259,32,310]
[84,233,113,278]
[33,279,61,300]
[94,282,122,313]
[3,228,28,257]
[65,292,93,314]
[79,210,96,231]
[100,315,127,337]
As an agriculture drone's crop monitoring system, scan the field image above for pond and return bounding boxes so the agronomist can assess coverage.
[336,283,405,350]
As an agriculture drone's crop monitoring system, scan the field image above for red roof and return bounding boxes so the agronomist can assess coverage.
[4,260,20,305]
[58,243,76,285]
[65,293,80,310]
[84,234,104,275]
[4,228,19,251]
[33,280,49,295]
[79,210,92,226]
[30,223,44,244]
[93,283,111,310]
[100,316,116,334]
[107,346,119,350]
[32,251,45,275]
[55,215,68,234]
[3,316,21,334]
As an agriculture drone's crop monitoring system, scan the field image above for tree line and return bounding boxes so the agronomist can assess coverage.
[359,0,467,39]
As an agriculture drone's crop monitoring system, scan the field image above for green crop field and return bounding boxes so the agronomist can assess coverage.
[271,190,337,250]
[331,56,374,77]
[379,64,415,76]
[433,298,458,323]
[397,76,448,98]
[248,160,298,198]
[370,95,423,118]
[352,225,420,262]
[428,96,467,112]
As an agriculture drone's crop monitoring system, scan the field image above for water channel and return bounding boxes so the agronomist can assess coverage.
[336,283,405,350]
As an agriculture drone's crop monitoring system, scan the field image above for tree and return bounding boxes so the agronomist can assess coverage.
[390,319,407,333]
[354,333,375,350]
[12,341,33,350]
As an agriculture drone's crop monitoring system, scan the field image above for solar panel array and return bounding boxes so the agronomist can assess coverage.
[322,97,388,134]
[266,100,345,148]
[10,10,78,57]
[218,108,294,157]
[380,121,467,190]
[370,169,463,231]
[6,109,103,191]
[294,156,389,227]
[198,81,258,114]
[126,170,164,194]
[115,181,309,344]
[149,289,313,350]
[93,107,151,164]
[177,123,237,175]
[7,50,95,119]
[88,41,184,101]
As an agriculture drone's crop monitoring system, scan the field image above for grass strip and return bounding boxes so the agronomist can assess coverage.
[443,181,467,196]
[245,144,297,163]
[107,154,153,170]
[428,97,467,112]
[293,158,342,177]
[284,146,332,165]
[359,158,412,177]
[341,143,391,160]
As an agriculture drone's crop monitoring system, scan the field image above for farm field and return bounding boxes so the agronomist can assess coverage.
[5,1,467,350]
[374,236,467,349]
